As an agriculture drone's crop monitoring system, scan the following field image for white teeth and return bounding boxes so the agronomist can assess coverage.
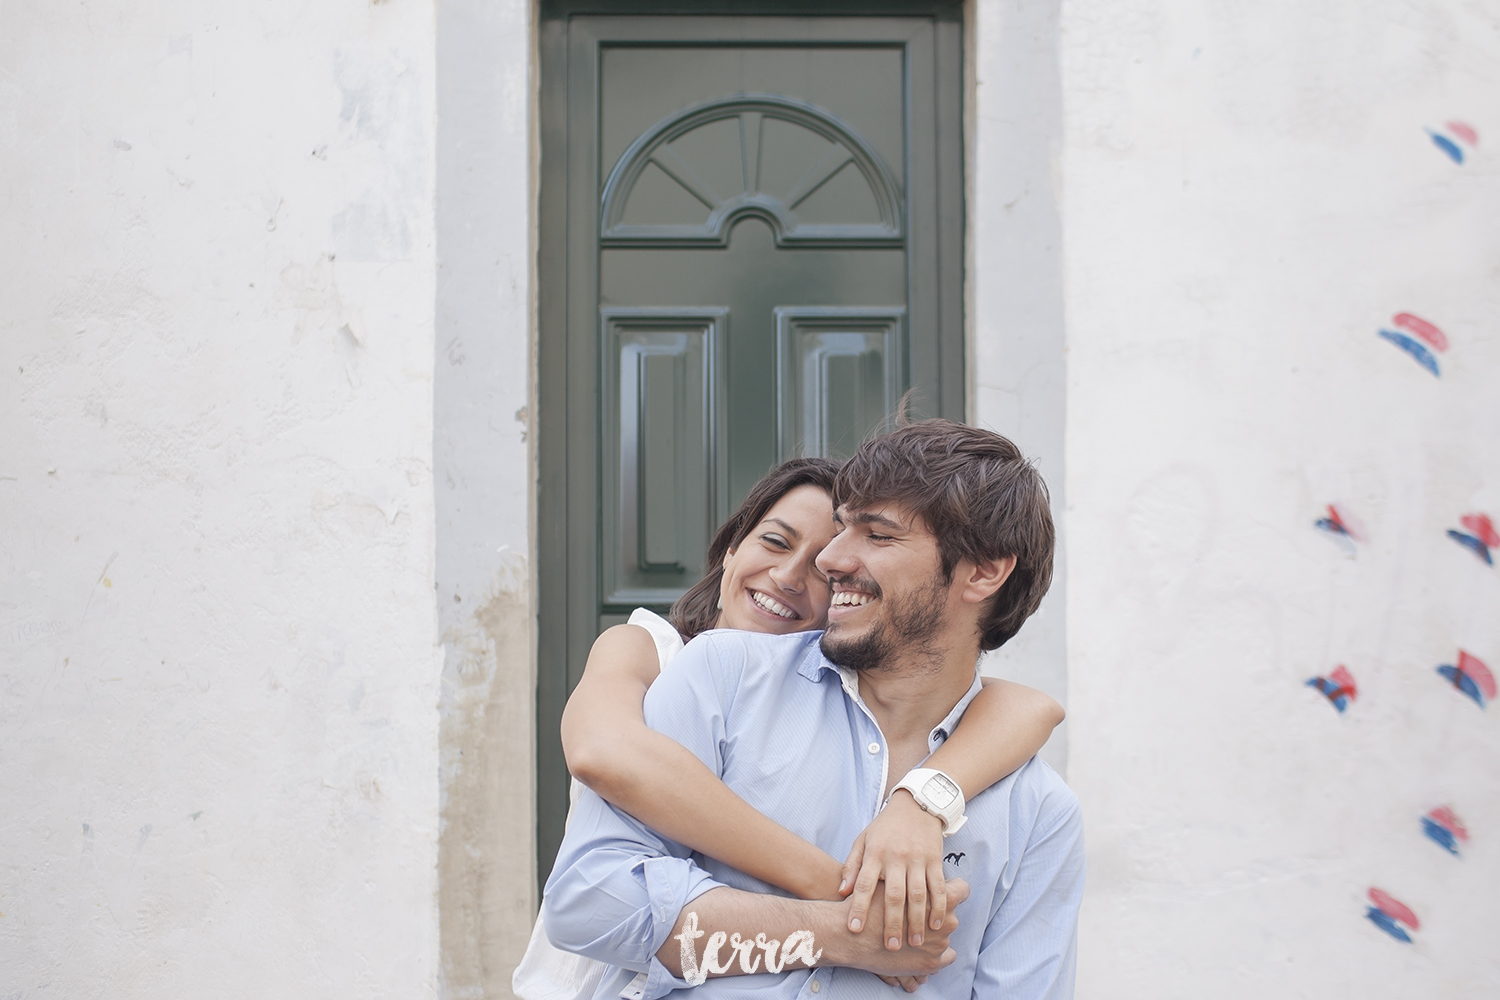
[751,591,797,619]
[831,592,873,607]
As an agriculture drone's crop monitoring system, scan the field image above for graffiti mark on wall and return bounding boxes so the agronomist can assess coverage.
[1376,311,1448,376]
[1421,806,1469,857]
[1365,887,1420,943]
[1313,503,1365,556]
[1391,313,1448,352]
[1426,121,1478,164]
[1447,513,1497,566]
[1377,327,1441,376]
[1307,665,1357,713]
[1435,650,1495,709]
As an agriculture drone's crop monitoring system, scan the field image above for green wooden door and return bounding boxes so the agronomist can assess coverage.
[537,4,963,885]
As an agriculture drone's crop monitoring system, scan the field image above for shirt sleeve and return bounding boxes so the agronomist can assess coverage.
[542,634,741,999]
[969,781,1086,1000]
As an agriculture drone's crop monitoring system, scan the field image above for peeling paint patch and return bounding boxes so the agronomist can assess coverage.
[439,563,536,999]
[332,192,411,263]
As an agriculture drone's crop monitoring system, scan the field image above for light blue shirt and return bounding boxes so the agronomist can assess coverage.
[544,629,1084,1000]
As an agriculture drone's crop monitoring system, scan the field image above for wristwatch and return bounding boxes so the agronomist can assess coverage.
[888,768,967,836]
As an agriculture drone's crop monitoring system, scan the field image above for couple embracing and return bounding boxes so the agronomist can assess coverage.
[516,420,1084,1000]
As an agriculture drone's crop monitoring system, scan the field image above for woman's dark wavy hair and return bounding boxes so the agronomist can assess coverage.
[833,418,1054,651]
[670,457,841,641]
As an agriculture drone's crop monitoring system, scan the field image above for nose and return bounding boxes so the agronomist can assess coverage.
[767,550,809,594]
[815,528,856,577]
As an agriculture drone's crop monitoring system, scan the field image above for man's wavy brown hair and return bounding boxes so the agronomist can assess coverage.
[832,419,1054,651]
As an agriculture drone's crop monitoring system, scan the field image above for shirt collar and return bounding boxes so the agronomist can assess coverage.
[798,641,984,752]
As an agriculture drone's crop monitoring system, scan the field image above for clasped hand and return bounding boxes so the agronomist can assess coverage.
[835,790,966,992]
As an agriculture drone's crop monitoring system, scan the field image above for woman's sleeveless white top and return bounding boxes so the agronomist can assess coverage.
[511,609,684,1000]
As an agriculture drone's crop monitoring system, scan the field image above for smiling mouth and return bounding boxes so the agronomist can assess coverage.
[750,590,799,620]
[830,590,874,608]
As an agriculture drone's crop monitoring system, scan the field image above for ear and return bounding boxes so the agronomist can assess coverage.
[956,555,1016,605]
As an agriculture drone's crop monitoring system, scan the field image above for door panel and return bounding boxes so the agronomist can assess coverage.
[538,7,964,887]
[602,220,906,505]
[601,308,727,607]
[776,306,906,460]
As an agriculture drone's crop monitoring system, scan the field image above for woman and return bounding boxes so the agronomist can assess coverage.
[515,458,1064,998]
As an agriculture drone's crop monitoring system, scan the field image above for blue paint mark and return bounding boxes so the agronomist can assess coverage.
[1428,130,1464,164]
[1366,906,1413,943]
[1313,517,1357,557]
[1447,530,1494,565]
[1307,677,1351,712]
[1378,329,1441,376]
[1421,817,1461,856]
[1437,664,1486,708]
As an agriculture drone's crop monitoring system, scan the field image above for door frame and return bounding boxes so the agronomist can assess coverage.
[536,0,965,891]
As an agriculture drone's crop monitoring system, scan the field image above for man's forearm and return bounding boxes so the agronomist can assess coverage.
[657,884,965,982]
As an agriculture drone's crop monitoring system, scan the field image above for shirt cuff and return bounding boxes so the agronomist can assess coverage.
[634,856,724,999]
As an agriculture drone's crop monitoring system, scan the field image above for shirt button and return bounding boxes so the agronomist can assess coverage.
[867,742,880,754]
[811,981,821,994]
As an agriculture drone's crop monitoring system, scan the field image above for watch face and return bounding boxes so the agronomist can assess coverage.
[923,773,960,809]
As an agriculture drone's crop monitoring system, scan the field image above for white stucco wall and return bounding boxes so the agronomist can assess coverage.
[1058,1,1500,995]
[1,2,440,995]
[971,0,1071,773]
[432,1,537,997]
[8,1,1499,997]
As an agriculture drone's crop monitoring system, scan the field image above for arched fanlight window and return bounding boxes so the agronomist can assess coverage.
[600,94,904,248]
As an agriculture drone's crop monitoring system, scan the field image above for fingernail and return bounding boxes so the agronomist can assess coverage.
[887,936,900,950]
[839,879,847,893]
[932,917,942,929]
[912,936,923,946]
[849,918,861,932]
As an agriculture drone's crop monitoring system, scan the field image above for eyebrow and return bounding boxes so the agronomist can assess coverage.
[760,517,801,538]
[837,509,908,533]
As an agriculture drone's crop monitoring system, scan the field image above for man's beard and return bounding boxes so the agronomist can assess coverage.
[819,571,948,673]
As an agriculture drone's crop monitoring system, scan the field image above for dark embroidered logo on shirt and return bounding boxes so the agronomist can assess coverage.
[944,851,965,867]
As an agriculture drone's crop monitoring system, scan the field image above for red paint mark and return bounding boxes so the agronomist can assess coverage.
[1428,806,1470,843]
[1320,504,1367,542]
[1447,121,1479,147]
[1458,650,1497,701]
[1324,505,1349,535]
[1333,504,1366,542]
[1368,888,1420,930]
[1327,665,1357,701]
[1392,313,1449,352]
[1460,513,1499,549]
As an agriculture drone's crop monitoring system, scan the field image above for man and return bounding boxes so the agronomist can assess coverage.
[545,420,1084,999]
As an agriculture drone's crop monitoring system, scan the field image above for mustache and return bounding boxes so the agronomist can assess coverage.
[829,575,882,600]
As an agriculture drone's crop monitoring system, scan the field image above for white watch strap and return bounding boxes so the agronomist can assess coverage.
[889,767,967,836]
